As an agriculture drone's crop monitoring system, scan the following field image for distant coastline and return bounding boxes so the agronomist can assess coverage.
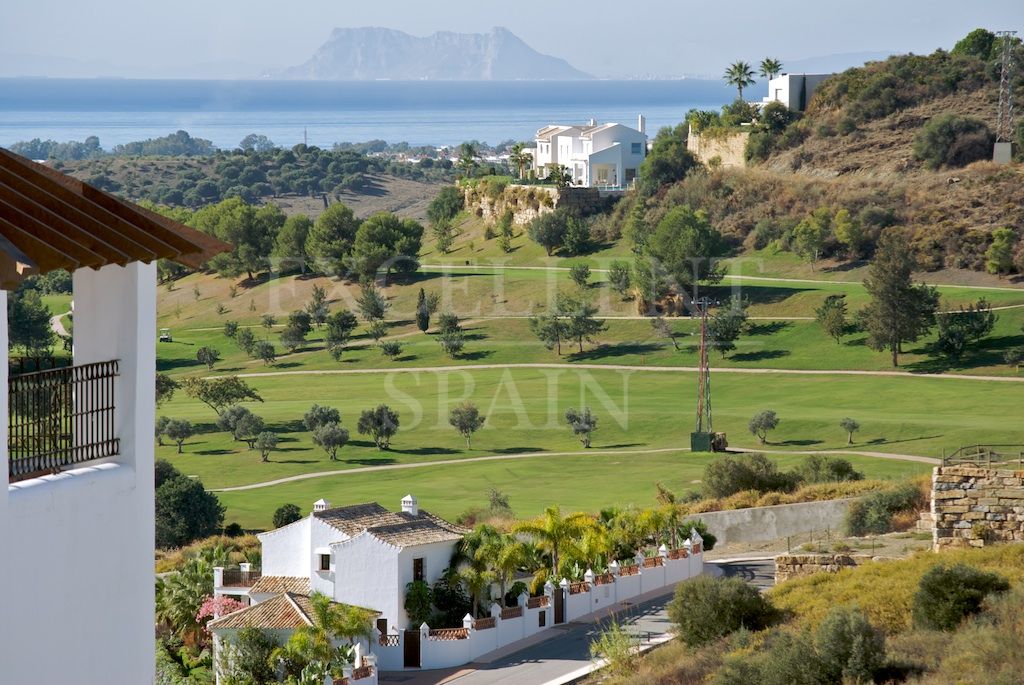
[0,78,738,149]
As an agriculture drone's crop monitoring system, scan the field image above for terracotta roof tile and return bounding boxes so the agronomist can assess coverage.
[249,576,310,595]
[209,592,379,631]
[315,503,466,548]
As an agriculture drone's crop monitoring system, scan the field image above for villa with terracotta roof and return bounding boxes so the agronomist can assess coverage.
[0,148,229,684]
[532,116,648,188]
[215,494,466,636]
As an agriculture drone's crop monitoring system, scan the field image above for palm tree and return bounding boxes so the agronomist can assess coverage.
[155,556,215,647]
[272,592,372,679]
[479,534,531,607]
[513,505,594,578]
[508,143,533,180]
[724,61,756,100]
[759,57,783,81]
[455,525,501,615]
[456,142,480,178]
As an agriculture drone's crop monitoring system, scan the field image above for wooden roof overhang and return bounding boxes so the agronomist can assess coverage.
[0,148,230,289]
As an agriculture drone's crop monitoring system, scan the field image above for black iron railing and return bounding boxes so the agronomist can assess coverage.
[8,360,119,482]
[220,569,263,587]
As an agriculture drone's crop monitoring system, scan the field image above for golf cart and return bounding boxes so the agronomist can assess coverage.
[159,328,172,343]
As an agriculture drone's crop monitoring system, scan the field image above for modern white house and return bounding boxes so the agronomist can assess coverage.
[0,148,228,684]
[532,116,648,188]
[762,73,833,111]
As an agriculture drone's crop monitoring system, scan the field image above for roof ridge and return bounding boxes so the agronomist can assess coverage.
[283,592,315,627]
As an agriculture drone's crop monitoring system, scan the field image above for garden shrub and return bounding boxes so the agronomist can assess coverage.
[668,575,776,646]
[912,564,1010,631]
[815,606,885,683]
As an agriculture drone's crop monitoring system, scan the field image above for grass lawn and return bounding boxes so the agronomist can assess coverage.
[214,450,931,530]
[158,366,1014,492]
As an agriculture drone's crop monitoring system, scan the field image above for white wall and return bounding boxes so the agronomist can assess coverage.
[4,261,156,685]
[333,534,400,629]
[259,516,312,577]
[396,541,458,627]
[766,73,832,111]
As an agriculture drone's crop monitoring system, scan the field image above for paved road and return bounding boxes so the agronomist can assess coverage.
[381,560,776,685]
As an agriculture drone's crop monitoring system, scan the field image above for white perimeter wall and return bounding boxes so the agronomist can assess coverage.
[3,262,156,685]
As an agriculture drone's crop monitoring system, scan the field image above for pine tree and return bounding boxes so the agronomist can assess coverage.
[861,231,939,366]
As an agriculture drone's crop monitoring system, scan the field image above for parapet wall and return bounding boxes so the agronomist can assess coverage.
[932,465,1024,550]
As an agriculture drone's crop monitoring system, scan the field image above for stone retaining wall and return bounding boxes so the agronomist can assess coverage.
[464,184,608,225]
[932,465,1024,550]
[686,130,750,168]
[774,553,874,583]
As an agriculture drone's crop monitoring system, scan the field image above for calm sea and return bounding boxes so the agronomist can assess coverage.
[0,78,735,149]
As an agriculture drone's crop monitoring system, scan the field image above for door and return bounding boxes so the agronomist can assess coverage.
[553,588,565,624]
[376,618,387,636]
[403,629,421,668]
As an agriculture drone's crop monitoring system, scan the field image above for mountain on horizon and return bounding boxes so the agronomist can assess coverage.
[276,26,592,81]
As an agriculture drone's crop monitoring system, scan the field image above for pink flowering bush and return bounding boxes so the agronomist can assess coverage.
[196,595,247,633]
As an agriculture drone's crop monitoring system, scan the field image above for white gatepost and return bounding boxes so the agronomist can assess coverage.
[463,614,474,633]
[684,538,694,578]
[559,578,570,620]
[658,544,669,562]
[608,561,620,603]
[490,602,502,619]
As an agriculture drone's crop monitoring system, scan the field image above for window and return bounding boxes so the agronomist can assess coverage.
[631,142,642,155]
[413,558,424,582]
[538,611,546,627]
[319,553,330,572]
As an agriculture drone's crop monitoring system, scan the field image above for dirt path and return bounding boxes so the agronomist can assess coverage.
[213,444,936,493]
[49,313,69,337]
[214,361,1024,383]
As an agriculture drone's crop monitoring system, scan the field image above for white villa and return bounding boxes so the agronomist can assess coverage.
[0,148,228,684]
[211,494,705,675]
[762,73,833,111]
[532,116,648,188]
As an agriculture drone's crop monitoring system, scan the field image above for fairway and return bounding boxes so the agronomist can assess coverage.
[214,450,932,530]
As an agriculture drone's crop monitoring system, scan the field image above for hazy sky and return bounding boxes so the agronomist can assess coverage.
[3,0,1023,78]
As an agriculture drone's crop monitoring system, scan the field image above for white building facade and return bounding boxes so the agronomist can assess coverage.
[763,73,833,111]
[533,116,648,188]
[0,148,227,684]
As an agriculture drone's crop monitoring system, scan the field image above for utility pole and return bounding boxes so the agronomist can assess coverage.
[994,30,1017,163]
[694,297,713,436]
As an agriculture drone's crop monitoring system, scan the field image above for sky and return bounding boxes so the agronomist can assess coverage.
[3,0,1024,79]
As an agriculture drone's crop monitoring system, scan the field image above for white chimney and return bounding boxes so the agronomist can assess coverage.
[313,498,330,512]
[588,117,596,126]
[401,494,418,516]
[637,114,646,134]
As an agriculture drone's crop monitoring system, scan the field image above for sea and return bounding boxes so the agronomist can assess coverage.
[0,78,736,150]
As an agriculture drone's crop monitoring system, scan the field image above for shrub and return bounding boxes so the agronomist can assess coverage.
[795,455,864,484]
[702,453,798,498]
[589,620,639,676]
[912,564,1010,631]
[223,522,244,537]
[912,114,994,170]
[815,606,885,683]
[668,575,776,646]
[845,482,926,536]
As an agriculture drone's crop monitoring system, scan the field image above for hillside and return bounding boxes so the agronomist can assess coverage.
[278,26,592,80]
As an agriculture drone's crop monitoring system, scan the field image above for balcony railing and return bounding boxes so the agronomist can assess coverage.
[8,360,119,483]
[220,569,263,587]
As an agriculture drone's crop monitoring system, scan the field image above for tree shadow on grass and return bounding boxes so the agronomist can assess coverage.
[904,334,1024,375]
[195,448,233,456]
[599,442,644,449]
[730,350,791,362]
[567,342,662,361]
[270,361,303,369]
[272,420,306,434]
[156,358,205,373]
[343,457,398,466]
[492,446,544,454]
[746,321,793,336]
[272,458,320,464]
[775,439,824,447]
[705,284,815,306]
[458,350,494,361]
[388,446,461,456]
[865,434,941,447]
[394,355,419,363]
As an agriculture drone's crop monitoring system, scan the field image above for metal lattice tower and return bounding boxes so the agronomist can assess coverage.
[694,297,713,434]
[996,31,1017,143]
